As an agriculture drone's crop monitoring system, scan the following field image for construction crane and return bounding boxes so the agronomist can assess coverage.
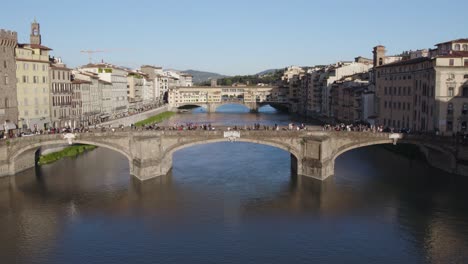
[80,50,107,64]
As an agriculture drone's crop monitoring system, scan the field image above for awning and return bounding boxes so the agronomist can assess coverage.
[1,122,17,131]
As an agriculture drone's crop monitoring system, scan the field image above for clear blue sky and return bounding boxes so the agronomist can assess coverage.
[1,0,466,75]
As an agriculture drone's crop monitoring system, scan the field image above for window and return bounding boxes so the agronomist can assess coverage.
[463,103,468,115]
[4,74,8,85]
[448,87,454,96]
[384,87,387,95]
[447,103,454,114]
[447,121,453,132]
[464,74,468,79]
[379,58,383,66]
[449,59,454,66]
[454,44,461,51]
[384,101,387,108]
[463,87,468,97]
[3,61,6,68]
[464,44,468,51]
[465,59,468,67]
[22,76,27,83]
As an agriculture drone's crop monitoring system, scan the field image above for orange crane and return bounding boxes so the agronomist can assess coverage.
[80,50,107,64]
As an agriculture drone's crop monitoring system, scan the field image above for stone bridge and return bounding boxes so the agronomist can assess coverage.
[168,86,288,113]
[0,130,465,181]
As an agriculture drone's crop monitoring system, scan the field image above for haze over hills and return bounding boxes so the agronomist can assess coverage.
[181,70,228,84]
[181,68,286,85]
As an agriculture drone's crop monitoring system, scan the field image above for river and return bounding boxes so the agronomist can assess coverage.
[1,105,468,264]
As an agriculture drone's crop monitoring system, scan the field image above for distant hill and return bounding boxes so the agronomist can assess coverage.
[182,70,228,85]
[256,69,280,76]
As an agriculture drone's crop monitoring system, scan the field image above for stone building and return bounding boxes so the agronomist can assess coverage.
[49,57,73,128]
[15,20,51,130]
[73,71,102,125]
[375,39,468,135]
[330,73,372,123]
[127,72,144,112]
[0,28,18,131]
[79,63,129,118]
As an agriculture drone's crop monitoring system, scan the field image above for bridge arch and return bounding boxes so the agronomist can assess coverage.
[329,139,457,175]
[158,138,302,176]
[8,139,133,176]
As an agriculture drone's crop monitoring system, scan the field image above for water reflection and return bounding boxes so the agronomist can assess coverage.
[1,139,468,263]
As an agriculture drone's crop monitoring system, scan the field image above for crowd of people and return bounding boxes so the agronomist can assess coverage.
[138,122,309,132]
[0,120,426,140]
[322,123,388,133]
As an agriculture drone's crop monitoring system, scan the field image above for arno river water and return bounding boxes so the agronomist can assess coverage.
[1,105,468,264]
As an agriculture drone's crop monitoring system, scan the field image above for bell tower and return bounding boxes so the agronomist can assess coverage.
[30,18,41,45]
[373,45,386,68]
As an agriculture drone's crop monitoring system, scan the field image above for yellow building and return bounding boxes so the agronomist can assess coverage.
[15,20,51,130]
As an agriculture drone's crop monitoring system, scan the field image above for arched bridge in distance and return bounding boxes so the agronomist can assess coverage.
[0,129,465,181]
[172,100,290,113]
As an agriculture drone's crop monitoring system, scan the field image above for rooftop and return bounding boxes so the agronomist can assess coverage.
[375,57,432,69]
[435,38,468,46]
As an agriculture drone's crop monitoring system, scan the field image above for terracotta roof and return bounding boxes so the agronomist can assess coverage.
[375,57,432,69]
[76,71,99,78]
[16,58,49,63]
[50,65,72,71]
[18,43,52,50]
[435,38,468,46]
[437,51,468,58]
[98,80,112,85]
[72,79,92,84]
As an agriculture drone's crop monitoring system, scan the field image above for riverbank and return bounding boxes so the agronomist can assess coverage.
[38,145,97,165]
[134,111,176,127]
[99,104,169,127]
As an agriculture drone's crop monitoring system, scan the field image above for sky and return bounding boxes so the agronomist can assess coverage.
[1,0,467,75]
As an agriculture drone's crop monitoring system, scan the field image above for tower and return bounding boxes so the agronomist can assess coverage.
[373,45,386,68]
[30,18,41,45]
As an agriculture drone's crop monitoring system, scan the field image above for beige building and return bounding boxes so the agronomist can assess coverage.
[80,63,129,118]
[141,65,165,103]
[49,57,73,128]
[73,71,102,125]
[331,73,372,123]
[127,72,144,112]
[15,21,51,130]
[0,28,18,131]
[375,39,468,135]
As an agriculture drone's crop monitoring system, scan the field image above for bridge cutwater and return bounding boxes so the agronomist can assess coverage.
[0,129,464,181]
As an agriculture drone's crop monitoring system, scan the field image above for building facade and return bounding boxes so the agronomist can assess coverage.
[80,63,129,118]
[15,21,51,130]
[73,71,102,125]
[375,39,468,135]
[0,29,18,131]
[49,57,73,128]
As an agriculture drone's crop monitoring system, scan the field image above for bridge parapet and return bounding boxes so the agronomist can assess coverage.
[0,130,464,181]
